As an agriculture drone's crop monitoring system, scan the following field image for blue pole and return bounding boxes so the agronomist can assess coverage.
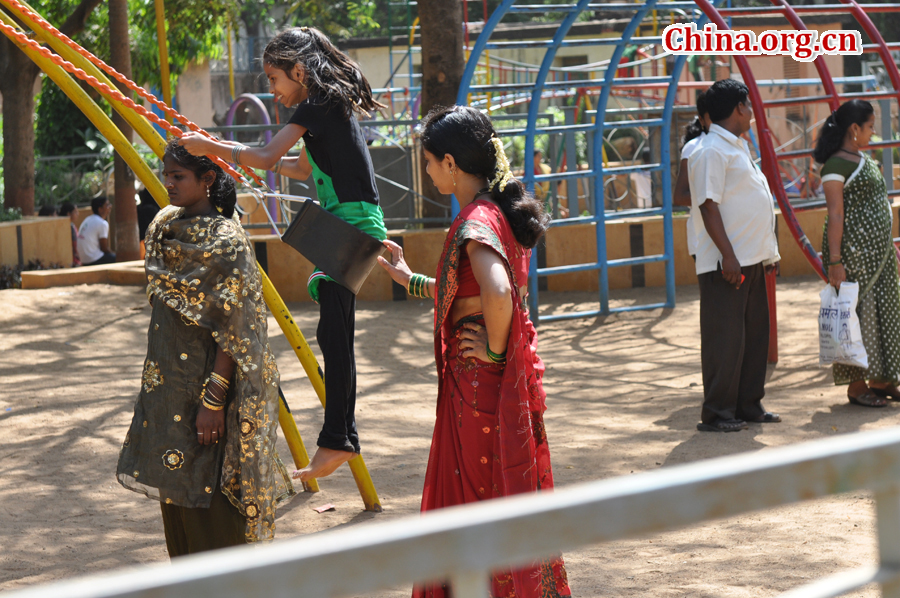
[520,0,593,324]
[591,1,659,315]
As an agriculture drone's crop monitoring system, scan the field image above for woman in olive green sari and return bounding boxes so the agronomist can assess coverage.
[117,141,293,555]
[817,99,900,407]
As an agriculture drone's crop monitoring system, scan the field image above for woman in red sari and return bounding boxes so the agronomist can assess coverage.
[379,106,570,598]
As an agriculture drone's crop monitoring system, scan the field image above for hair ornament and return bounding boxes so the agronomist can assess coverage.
[488,136,514,192]
[300,26,309,32]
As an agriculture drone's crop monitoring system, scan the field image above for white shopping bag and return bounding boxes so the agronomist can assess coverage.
[818,282,868,369]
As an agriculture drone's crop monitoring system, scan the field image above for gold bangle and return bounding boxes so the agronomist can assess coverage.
[202,398,225,411]
[201,387,226,409]
[209,372,230,387]
[201,385,226,406]
[207,378,229,393]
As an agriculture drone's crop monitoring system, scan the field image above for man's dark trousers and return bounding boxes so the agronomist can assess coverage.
[699,261,769,424]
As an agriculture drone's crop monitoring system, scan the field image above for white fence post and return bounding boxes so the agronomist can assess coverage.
[876,487,900,598]
[449,569,490,598]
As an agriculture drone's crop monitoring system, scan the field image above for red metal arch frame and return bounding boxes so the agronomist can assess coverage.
[695,0,900,281]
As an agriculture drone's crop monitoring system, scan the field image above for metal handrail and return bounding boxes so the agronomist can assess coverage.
[8,427,900,598]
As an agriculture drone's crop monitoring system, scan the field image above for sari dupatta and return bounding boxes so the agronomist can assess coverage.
[431,200,567,598]
[144,206,294,542]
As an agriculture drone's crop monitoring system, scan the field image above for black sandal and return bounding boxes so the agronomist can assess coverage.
[697,419,748,432]
[870,387,900,400]
[746,412,782,423]
[848,389,888,408]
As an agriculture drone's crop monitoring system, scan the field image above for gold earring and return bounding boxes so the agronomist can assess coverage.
[206,186,211,199]
[451,168,457,187]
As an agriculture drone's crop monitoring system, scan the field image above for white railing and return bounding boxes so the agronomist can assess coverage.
[8,427,900,598]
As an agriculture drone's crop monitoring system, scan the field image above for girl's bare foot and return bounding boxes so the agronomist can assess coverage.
[291,447,357,482]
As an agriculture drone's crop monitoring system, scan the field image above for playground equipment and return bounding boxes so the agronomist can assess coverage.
[457,0,900,326]
[0,0,381,511]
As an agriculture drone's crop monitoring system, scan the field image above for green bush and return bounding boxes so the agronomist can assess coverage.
[35,80,108,157]
[0,207,22,222]
[0,260,63,290]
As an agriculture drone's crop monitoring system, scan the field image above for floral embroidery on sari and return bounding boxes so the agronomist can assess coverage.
[141,205,294,542]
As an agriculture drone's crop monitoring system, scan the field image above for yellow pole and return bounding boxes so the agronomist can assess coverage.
[259,268,382,512]
[6,0,167,158]
[227,20,236,101]
[278,396,319,493]
[154,0,173,123]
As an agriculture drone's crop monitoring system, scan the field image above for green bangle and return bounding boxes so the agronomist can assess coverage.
[829,259,842,266]
[407,273,432,299]
[486,345,507,365]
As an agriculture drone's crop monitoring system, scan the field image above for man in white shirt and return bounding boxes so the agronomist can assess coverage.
[688,78,782,432]
[77,197,116,266]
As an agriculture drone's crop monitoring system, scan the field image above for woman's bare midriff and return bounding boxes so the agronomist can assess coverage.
[450,286,527,326]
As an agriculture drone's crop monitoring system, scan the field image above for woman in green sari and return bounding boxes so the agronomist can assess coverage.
[117,141,294,555]
[816,99,900,407]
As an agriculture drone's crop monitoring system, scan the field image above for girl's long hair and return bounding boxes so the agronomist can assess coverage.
[683,91,709,145]
[420,105,550,249]
[263,27,386,119]
[813,99,874,164]
[164,140,237,218]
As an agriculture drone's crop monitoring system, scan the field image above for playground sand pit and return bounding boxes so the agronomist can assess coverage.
[0,276,892,597]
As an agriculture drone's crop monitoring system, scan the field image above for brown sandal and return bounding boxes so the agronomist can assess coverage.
[848,389,888,408]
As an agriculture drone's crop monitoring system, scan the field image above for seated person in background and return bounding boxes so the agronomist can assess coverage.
[59,202,81,266]
[37,205,58,217]
[137,187,161,259]
[78,197,116,266]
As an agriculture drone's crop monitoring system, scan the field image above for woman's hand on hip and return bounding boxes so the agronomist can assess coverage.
[459,321,490,362]
[828,263,846,290]
[196,406,225,446]
[377,239,413,287]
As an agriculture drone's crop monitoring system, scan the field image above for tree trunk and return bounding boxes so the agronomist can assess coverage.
[109,0,139,261]
[417,0,464,225]
[0,43,41,216]
[0,0,101,217]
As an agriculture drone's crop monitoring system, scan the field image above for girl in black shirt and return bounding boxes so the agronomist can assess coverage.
[179,27,386,483]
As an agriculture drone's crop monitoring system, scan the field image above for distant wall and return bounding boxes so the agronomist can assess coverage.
[0,217,72,268]
[250,205,856,304]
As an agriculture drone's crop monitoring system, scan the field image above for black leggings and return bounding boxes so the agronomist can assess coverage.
[316,280,359,453]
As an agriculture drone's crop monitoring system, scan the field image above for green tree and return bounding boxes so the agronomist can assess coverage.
[0,0,103,215]
[129,0,228,92]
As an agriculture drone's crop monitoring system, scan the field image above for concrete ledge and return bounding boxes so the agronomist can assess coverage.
[20,204,891,300]
[21,261,145,289]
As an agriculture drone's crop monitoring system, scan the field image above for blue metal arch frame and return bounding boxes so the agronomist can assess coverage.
[456,1,724,323]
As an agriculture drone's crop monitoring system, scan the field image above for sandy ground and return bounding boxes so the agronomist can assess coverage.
[0,277,896,597]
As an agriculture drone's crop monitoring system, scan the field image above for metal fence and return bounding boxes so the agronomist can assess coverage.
[8,426,900,598]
